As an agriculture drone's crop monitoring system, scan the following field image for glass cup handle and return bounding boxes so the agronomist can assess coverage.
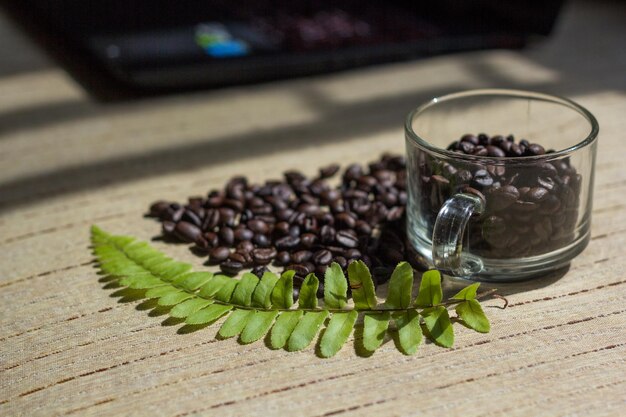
[432,193,485,276]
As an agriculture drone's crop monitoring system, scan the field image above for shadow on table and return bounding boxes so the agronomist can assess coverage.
[1,1,624,214]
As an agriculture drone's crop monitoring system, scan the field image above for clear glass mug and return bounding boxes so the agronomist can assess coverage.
[405,89,599,281]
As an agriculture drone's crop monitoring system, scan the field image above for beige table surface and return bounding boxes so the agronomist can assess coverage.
[1,1,625,416]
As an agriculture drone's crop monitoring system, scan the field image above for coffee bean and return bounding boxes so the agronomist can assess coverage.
[320,225,336,244]
[220,261,243,275]
[208,246,230,264]
[253,234,270,247]
[333,256,348,269]
[251,265,269,278]
[319,163,340,178]
[471,170,493,189]
[336,230,359,248]
[459,141,475,154]
[275,251,291,266]
[252,247,277,264]
[454,169,473,184]
[234,227,254,242]
[526,187,549,203]
[313,249,332,265]
[487,185,519,211]
[237,240,254,253]
[526,143,546,156]
[473,146,489,157]
[162,221,176,235]
[247,219,269,234]
[461,134,479,145]
[219,227,235,246]
[276,235,300,249]
[292,250,313,263]
[229,251,248,264]
[487,145,506,157]
[301,233,318,248]
[286,264,309,276]
[174,221,202,243]
[335,212,356,229]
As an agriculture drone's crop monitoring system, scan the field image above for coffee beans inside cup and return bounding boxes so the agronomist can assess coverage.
[418,133,582,258]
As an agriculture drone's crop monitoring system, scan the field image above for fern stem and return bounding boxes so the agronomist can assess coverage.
[202,288,500,314]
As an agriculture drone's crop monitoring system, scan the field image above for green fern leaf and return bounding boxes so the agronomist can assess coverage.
[298,274,319,309]
[186,304,232,325]
[384,262,413,309]
[414,270,443,307]
[347,260,377,310]
[451,283,481,300]
[421,306,454,348]
[394,310,422,355]
[230,273,259,306]
[287,311,329,352]
[145,285,179,299]
[456,299,490,333]
[320,311,358,357]
[362,312,390,352]
[158,290,193,306]
[251,271,280,308]
[270,311,304,349]
[240,310,279,344]
[172,272,213,291]
[170,297,213,318]
[214,279,238,302]
[219,309,253,338]
[324,263,348,309]
[197,275,232,298]
[271,270,294,309]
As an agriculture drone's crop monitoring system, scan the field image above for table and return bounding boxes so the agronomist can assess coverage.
[1,1,625,416]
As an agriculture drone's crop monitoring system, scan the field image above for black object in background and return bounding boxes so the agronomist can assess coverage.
[2,0,564,100]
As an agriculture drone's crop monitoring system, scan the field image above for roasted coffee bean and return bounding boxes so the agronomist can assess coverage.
[220,260,243,275]
[229,251,248,264]
[204,232,219,247]
[461,134,479,145]
[454,169,473,184]
[473,146,489,157]
[247,219,269,234]
[471,170,494,189]
[252,247,277,264]
[526,143,546,156]
[253,234,270,248]
[487,185,519,211]
[219,227,235,246]
[209,246,230,263]
[487,145,506,158]
[508,143,523,157]
[313,249,333,265]
[333,256,348,269]
[301,233,318,248]
[292,250,313,263]
[234,227,254,242]
[237,240,254,253]
[345,248,362,259]
[319,163,340,178]
[276,235,300,249]
[526,187,549,203]
[251,265,269,278]
[459,141,475,154]
[286,264,310,276]
[490,135,505,146]
[336,230,359,248]
[174,221,202,243]
[149,201,170,217]
[460,186,486,207]
[202,209,220,230]
[335,212,356,229]
[355,220,372,236]
[320,225,336,244]
[218,208,236,226]
[275,251,291,266]
[162,221,176,235]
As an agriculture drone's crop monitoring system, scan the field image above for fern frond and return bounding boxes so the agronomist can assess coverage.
[91,225,496,357]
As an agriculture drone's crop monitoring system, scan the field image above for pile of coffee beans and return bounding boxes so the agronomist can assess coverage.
[416,133,581,258]
[148,154,412,297]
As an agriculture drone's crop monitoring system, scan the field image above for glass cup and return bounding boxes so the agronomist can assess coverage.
[405,89,598,281]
